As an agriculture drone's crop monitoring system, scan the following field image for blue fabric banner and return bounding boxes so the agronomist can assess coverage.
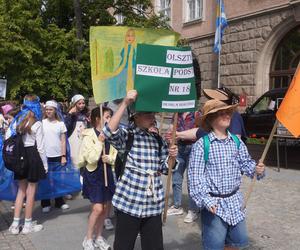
[0,136,81,201]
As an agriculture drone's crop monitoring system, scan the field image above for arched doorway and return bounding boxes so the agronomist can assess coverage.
[255,17,299,97]
[269,25,300,89]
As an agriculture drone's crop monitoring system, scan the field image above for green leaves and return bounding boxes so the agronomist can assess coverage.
[0,0,169,101]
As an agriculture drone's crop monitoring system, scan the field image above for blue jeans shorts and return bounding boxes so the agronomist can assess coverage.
[201,209,249,250]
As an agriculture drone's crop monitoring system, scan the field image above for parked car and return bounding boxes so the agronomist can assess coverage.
[242,88,287,138]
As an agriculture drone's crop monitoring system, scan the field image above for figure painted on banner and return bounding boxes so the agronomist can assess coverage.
[79,106,116,250]
[40,100,69,213]
[97,29,137,101]
[8,94,47,235]
[188,99,265,250]
[65,94,90,168]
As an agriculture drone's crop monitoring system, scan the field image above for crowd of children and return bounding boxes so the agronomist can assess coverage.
[0,86,266,250]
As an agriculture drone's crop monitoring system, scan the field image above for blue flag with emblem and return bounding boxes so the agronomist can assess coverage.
[213,0,228,53]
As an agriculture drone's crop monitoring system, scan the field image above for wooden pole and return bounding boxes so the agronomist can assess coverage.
[100,104,108,187]
[163,113,178,223]
[243,119,279,209]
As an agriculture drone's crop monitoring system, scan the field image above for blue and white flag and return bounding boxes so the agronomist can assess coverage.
[213,0,228,53]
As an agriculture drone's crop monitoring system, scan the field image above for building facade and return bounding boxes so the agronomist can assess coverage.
[154,0,300,105]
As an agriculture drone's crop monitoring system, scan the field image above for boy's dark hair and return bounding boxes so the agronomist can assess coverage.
[90,106,113,127]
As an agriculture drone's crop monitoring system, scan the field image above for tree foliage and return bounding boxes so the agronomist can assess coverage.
[0,0,169,101]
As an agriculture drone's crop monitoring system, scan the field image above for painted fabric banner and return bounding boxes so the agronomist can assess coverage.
[134,44,197,112]
[90,26,179,104]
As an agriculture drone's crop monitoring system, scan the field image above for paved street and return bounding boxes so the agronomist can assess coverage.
[1,166,300,250]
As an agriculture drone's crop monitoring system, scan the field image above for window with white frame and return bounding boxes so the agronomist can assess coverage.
[185,0,203,22]
[157,0,171,19]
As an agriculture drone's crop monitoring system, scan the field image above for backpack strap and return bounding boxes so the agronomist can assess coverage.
[151,132,163,157]
[204,133,241,164]
[230,133,241,149]
[203,135,210,164]
[119,129,134,178]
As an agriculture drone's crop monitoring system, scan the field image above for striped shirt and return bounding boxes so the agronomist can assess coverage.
[188,131,264,225]
[103,124,170,218]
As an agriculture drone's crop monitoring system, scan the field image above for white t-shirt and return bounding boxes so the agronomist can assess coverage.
[42,119,67,157]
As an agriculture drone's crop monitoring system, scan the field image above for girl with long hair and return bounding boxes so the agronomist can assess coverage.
[40,100,69,212]
[79,106,116,250]
[8,94,47,234]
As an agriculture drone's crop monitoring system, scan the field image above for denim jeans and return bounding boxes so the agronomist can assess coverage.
[201,209,249,250]
[172,144,198,211]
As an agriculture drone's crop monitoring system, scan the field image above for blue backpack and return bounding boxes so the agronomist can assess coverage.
[203,133,241,164]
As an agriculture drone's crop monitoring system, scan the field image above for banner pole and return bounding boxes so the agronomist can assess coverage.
[163,112,178,223]
[100,104,108,187]
[243,119,279,209]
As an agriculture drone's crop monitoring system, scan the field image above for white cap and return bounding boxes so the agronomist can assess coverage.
[45,100,58,109]
[71,94,85,104]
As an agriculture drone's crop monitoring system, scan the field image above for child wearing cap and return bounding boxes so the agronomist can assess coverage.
[41,100,69,213]
[65,94,90,168]
[188,99,265,250]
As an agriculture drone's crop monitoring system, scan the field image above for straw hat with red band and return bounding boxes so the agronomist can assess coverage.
[200,99,238,129]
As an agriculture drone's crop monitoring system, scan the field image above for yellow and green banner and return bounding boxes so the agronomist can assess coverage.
[90,26,179,104]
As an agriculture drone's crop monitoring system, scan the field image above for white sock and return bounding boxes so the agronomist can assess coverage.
[11,217,20,227]
[24,218,32,227]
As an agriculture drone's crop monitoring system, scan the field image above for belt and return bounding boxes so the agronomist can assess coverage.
[209,188,239,198]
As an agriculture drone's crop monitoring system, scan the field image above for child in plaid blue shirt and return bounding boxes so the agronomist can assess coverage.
[188,99,265,250]
[103,90,178,250]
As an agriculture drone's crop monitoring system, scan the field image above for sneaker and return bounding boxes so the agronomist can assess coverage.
[21,221,43,234]
[184,210,198,223]
[82,237,95,250]
[104,218,114,230]
[42,206,51,213]
[9,224,20,235]
[167,205,184,216]
[94,236,111,250]
[60,204,70,210]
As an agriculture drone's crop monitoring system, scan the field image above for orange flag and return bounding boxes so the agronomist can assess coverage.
[276,63,300,137]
